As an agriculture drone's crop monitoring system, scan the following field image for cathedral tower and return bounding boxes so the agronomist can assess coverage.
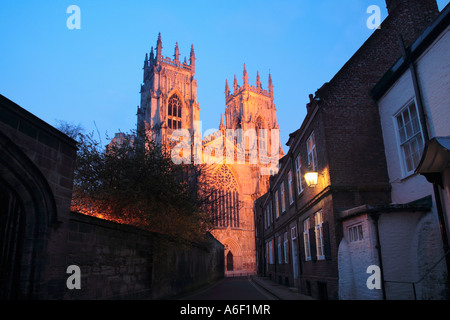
[205,66,283,275]
[135,38,283,276]
[224,65,282,165]
[137,33,199,145]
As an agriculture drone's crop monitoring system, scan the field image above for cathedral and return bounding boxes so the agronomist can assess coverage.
[134,33,283,275]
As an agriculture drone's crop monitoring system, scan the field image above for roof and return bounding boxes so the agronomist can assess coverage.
[371,3,450,100]
[339,196,432,221]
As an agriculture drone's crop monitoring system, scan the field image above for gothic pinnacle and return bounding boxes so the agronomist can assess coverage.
[243,63,249,88]
[174,42,180,62]
[149,46,154,60]
[156,32,163,58]
[225,79,230,96]
[268,72,274,96]
[219,114,225,131]
[256,71,262,90]
[190,44,196,68]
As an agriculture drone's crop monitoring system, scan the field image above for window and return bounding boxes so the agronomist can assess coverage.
[315,211,325,260]
[264,206,268,230]
[168,94,182,129]
[307,132,318,171]
[269,200,273,226]
[284,232,289,264]
[258,127,267,153]
[267,240,274,265]
[280,183,286,213]
[265,203,271,229]
[303,218,311,261]
[348,224,364,242]
[277,236,283,264]
[275,191,280,218]
[288,170,294,204]
[395,101,424,175]
[295,155,303,194]
[291,226,297,240]
[255,117,267,153]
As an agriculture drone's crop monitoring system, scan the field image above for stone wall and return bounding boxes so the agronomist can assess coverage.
[0,94,224,300]
[60,212,224,300]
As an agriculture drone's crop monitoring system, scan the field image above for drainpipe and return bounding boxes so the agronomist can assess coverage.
[371,213,387,300]
[398,35,450,277]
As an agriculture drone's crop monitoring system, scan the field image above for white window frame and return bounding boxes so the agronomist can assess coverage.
[288,170,294,205]
[291,226,297,240]
[303,218,311,261]
[284,232,289,264]
[277,235,283,264]
[393,99,425,177]
[307,132,318,171]
[315,211,325,260]
[295,154,303,195]
[280,182,286,213]
[348,223,364,242]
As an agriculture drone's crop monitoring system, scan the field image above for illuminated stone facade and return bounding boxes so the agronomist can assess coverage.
[137,34,283,275]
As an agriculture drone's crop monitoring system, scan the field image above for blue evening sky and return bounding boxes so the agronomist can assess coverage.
[1,0,448,152]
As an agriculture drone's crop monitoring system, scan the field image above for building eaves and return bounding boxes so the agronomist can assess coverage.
[338,196,432,221]
[371,4,450,100]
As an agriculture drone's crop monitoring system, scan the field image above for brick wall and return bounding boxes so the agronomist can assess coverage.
[317,0,439,191]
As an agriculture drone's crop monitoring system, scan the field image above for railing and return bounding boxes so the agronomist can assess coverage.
[384,249,450,300]
[158,56,193,71]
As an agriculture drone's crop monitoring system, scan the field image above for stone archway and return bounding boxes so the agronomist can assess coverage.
[0,130,57,299]
[220,237,243,276]
[226,251,234,271]
[0,179,25,299]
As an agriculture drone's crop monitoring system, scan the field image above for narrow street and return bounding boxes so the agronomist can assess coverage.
[181,276,277,300]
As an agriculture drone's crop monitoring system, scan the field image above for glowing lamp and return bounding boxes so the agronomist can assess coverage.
[305,172,319,187]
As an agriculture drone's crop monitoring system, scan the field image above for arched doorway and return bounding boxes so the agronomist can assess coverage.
[226,251,234,271]
[0,130,57,299]
[0,179,25,299]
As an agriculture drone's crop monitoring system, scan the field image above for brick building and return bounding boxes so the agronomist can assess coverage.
[254,0,441,300]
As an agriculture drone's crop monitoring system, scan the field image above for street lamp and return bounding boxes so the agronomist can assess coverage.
[305,171,319,188]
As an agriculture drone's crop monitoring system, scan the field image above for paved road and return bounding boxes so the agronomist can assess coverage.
[182,276,276,300]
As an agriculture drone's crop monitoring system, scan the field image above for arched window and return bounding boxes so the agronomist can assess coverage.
[207,165,240,229]
[168,94,182,129]
[256,117,266,153]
